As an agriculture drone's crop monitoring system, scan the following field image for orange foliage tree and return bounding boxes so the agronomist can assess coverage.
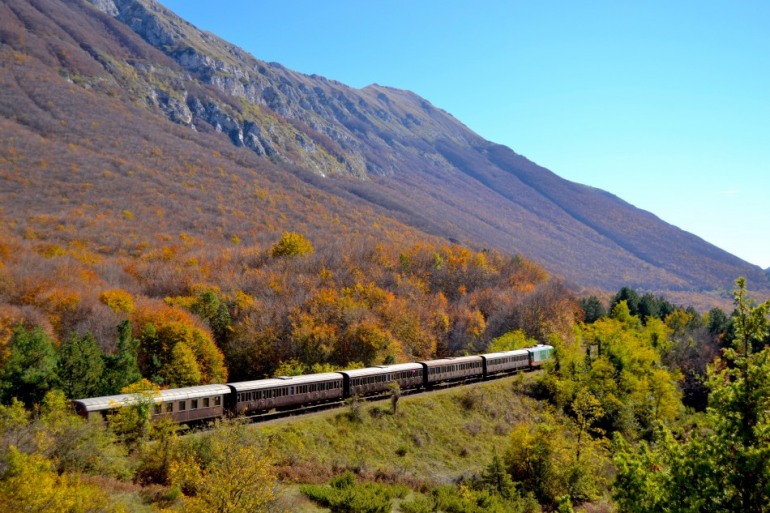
[131,301,227,387]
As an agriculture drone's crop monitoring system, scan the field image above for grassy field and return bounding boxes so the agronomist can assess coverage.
[255,373,551,491]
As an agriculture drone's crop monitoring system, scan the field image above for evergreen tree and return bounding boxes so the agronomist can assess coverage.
[191,290,232,346]
[707,307,729,338]
[57,331,105,399]
[0,326,58,406]
[100,321,141,395]
[137,323,163,383]
[637,293,660,323]
[578,296,606,324]
[480,453,515,500]
[706,277,770,512]
[610,287,641,317]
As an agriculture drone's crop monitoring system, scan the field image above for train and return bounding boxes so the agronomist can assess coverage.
[72,345,554,424]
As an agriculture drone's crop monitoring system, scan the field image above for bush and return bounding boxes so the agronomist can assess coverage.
[300,471,394,513]
[270,232,314,258]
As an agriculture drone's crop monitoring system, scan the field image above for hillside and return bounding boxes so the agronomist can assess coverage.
[1,0,768,297]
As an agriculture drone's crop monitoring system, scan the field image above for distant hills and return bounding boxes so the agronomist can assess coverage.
[1,0,767,298]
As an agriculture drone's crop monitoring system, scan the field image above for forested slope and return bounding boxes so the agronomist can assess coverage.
[1,0,767,295]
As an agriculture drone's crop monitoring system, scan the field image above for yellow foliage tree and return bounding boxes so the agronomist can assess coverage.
[100,289,135,314]
[159,341,202,387]
[270,231,314,258]
[170,421,280,513]
[0,447,125,513]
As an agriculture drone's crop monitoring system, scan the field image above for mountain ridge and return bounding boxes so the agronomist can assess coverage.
[1,0,767,297]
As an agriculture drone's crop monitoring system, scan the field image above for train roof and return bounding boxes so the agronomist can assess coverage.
[481,349,530,359]
[421,355,483,367]
[338,362,424,378]
[228,372,343,392]
[72,384,231,413]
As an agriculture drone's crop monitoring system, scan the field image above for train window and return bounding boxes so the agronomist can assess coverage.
[178,401,186,411]
[191,399,198,410]
[154,404,162,415]
[203,398,210,408]
[215,396,221,406]
[166,402,174,413]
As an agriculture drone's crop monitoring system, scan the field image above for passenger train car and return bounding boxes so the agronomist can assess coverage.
[72,344,554,423]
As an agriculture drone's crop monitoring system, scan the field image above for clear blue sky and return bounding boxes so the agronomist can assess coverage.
[161,1,770,269]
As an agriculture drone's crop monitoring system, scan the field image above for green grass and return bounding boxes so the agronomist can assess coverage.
[255,373,551,488]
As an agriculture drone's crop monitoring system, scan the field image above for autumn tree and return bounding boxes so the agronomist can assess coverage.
[543,300,681,440]
[36,390,129,478]
[165,288,233,347]
[0,447,125,513]
[133,302,227,386]
[170,419,280,513]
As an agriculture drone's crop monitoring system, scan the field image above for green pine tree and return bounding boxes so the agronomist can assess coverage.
[0,325,58,406]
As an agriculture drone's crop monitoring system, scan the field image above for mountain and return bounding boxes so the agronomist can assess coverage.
[1,0,767,296]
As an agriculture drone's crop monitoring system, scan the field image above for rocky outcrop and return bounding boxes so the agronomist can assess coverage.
[85,0,361,175]
[84,0,470,179]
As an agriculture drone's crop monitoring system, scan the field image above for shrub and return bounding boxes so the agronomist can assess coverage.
[300,472,394,513]
[270,231,314,258]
